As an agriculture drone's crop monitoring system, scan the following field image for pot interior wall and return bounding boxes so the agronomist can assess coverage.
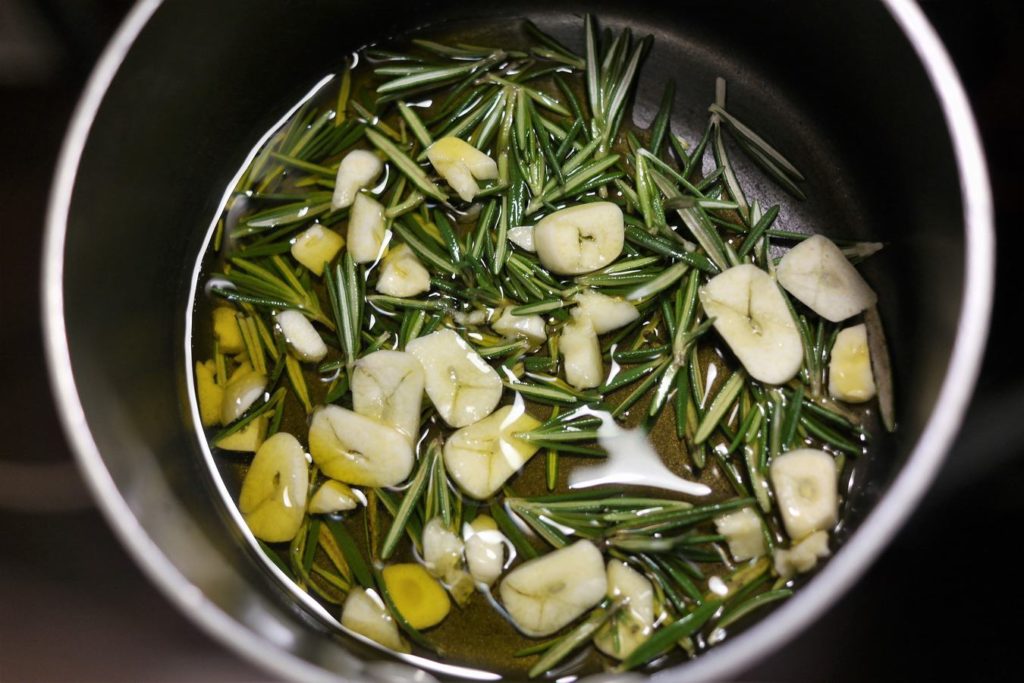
[59,0,963,678]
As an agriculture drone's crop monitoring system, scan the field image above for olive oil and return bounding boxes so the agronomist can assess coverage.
[189,14,878,678]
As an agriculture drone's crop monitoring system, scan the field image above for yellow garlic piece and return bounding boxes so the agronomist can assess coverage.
[828,323,876,403]
[382,563,452,630]
[214,415,268,453]
[290,225,344,276]
[195,360,223,427]
[238,432,308,542]
[594,560,654,659]
[342,587,409,653]
[443,404,542,499]
[212,306,244,354]
[426,137,498,202]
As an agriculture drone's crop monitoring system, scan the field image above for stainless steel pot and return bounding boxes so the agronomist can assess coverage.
[43,0,993,680]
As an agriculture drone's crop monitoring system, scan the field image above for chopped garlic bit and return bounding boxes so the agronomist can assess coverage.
[341,587,409,653]
[714,507,766,561]
[492,307,547,345]
[350,350,425,442]
[560,309,603,389]
[275,309,327,362]
[214,414,268,453]
[290,225,344,276]
[426,136,498,202]
[308,480,360,514]
[347,193,388,264]
[828,323,877,403]
[212,306,244,354]
[375,243,431,298]
[463,515,506,587]
[421,517,475,605]
[507,225,536,252]
[573,289,639,334]
[594,560,654,659]
[220,363,267,424]
[333,149,384,209]
[698,264,803,386]
[406,329,503,428]
[308,405,414,487]
[769,449,839,540]
[453,309,488,326]
[423,517,464,580]
[773,530,831,579]
[195,360,223,427]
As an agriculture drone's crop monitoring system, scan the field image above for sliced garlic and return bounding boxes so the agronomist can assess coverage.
[290,225,344,276]
[828,324,876,403]
[426,136,498,202]
[776,234,877,323]
[594,560,654,659]
[773,530,830,579]
[492,308,547,345]
[406,329,503,428]
[443,404,541,499]
[332,149,384,210]
[375,244,431,298]
[308,405,414,487]
[308,480,360,514]
[275,309,327,362]
[698,264,803,385]
[351,349,425,441]
[463,515,506,587]
[507,225,536,252]
[381,563,452,630]
[560,310,603,389]
[341,587,410,653]
[347,193,387,264]
[714,507,766,561]
[573,289,639,334]
[238,432,308,542]
[499,540,607,637]
[533,202,624,275]
[769,448,839,540]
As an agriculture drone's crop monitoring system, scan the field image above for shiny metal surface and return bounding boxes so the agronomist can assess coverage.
[42,1,993,681]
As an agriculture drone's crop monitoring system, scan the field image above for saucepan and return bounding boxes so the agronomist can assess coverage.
[43,0,992,680]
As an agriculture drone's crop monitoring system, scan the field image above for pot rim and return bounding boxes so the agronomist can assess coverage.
[41,1,993,681]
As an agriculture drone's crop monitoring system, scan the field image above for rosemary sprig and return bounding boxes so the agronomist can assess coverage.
[325,253,362,372]
[584,15,650,156]
[380,441,437,559]
[214,256,331,327]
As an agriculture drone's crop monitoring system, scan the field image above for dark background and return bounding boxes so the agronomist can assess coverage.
[1,1,1021,680]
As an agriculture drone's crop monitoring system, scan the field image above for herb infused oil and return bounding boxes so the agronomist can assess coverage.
[189,14,890,679]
